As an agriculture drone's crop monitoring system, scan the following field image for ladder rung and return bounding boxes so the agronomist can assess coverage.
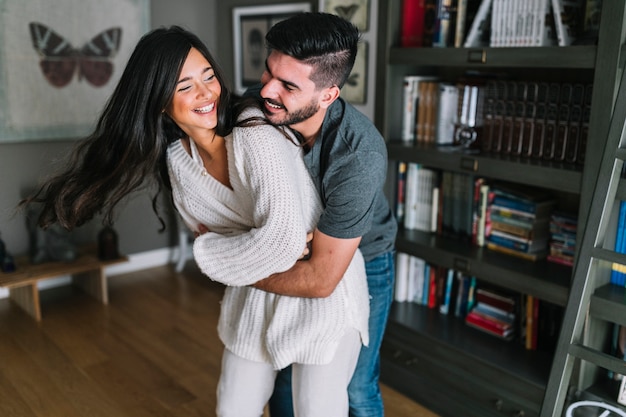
[591,247,626,266]
[569,344,626,376]
[617,180,626,201]
[616,148,626,161]
[590,284,626,327]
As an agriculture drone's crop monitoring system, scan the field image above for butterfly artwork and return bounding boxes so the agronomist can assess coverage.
[323,0,369,31]
[28,22,122,88]
[333,4,360,22]
[345,72,360,87]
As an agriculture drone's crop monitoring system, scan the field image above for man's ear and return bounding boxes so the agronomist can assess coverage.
[320,85,341,109]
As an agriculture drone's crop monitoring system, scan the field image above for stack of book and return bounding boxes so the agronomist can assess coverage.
[485,183,556,261]
[547,211,577,266]
[465,287,516,340]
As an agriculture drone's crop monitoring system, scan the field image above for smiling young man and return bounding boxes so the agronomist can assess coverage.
[248,12,398,417]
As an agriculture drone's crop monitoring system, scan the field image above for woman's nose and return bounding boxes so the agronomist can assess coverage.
[199,83,215,98]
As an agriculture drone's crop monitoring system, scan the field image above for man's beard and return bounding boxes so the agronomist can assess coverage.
[264,98,319,126]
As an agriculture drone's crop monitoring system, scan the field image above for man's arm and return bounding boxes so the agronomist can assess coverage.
[252,228,361,298]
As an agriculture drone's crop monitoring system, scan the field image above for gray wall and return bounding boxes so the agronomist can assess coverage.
[0,0,378,258]
[0,0,216,257]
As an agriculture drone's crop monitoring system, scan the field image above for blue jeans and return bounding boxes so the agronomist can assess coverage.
[268,251,396,417]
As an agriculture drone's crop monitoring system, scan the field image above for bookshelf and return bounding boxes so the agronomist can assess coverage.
[374,1,626,416]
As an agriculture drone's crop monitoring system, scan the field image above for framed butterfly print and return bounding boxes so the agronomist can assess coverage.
[232,3,311,95]
[340,41,367,105]
[321,0,370,31]
[0,0,150,143]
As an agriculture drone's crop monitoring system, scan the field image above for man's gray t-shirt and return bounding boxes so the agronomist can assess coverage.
[303,98,397,262]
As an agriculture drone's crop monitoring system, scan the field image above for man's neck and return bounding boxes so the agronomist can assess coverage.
[291,110,326,148]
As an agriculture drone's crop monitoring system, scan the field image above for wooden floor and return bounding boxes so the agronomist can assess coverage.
[0,264,440,417]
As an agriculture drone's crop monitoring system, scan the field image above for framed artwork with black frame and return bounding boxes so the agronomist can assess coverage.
[232,3,311,95]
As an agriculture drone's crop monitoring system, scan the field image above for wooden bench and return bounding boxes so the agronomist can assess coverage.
[0,246,128,321]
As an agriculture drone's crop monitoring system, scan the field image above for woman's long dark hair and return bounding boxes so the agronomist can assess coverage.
[20,26,254,231]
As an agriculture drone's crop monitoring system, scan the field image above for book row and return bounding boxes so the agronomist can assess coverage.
[401,76,592,165]
[482,79,592,164]
[396,162,578,263]
[401,0,601,48]
[395,252,563,351]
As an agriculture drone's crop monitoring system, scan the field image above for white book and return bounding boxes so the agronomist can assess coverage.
[455,0,469,47]
[435,83,459,145]
[521,0,534,46]
[534,0,557,46]
[501,0,512,46]
[512,0,523,46]
[406,254,417,301]
[394,252,411,302]
[410,256,426,304]
[403,163,421,230]
[490,0,501,46]
[415,167,438,232]
[402,76,439,144]
[402,76,419,143]
[431,186,440,232]
[477,183,490,246]
[464,0,493,47]
[551,0,584,46]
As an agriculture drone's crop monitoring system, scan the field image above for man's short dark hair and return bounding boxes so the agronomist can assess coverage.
[265,12,360,89]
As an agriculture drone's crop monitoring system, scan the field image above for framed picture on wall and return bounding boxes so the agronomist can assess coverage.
[321,0,370,31]
[340,41,368,104]
[232,3,311,95]
[0,0,150,143]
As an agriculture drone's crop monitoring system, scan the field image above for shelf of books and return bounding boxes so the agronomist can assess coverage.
[374,0,619,415]
[395,230,571,306]
[398,0,601,50]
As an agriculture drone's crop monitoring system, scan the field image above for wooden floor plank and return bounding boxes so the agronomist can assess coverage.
[0,371,38,417]
[0,264,439,417]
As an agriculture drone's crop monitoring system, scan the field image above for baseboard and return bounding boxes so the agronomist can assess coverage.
[0,245,192,299]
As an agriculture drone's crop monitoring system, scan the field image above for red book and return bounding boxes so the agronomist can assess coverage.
[465,311,514,339]
[475,288,515,313]
[401,0,427,47]
[427,266,438,308]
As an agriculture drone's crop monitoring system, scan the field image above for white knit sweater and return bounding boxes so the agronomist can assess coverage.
[166,108,369,370]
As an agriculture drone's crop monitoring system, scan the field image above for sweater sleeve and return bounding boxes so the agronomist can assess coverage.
[192,122,310,286]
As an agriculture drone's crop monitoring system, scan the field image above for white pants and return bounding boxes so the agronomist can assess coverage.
[216,328,362,417]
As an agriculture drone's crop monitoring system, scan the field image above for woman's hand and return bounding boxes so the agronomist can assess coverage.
[299,232,313,261]
[195,224,210,237]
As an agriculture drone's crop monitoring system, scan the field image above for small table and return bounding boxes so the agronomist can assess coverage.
[0,246,128,321]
